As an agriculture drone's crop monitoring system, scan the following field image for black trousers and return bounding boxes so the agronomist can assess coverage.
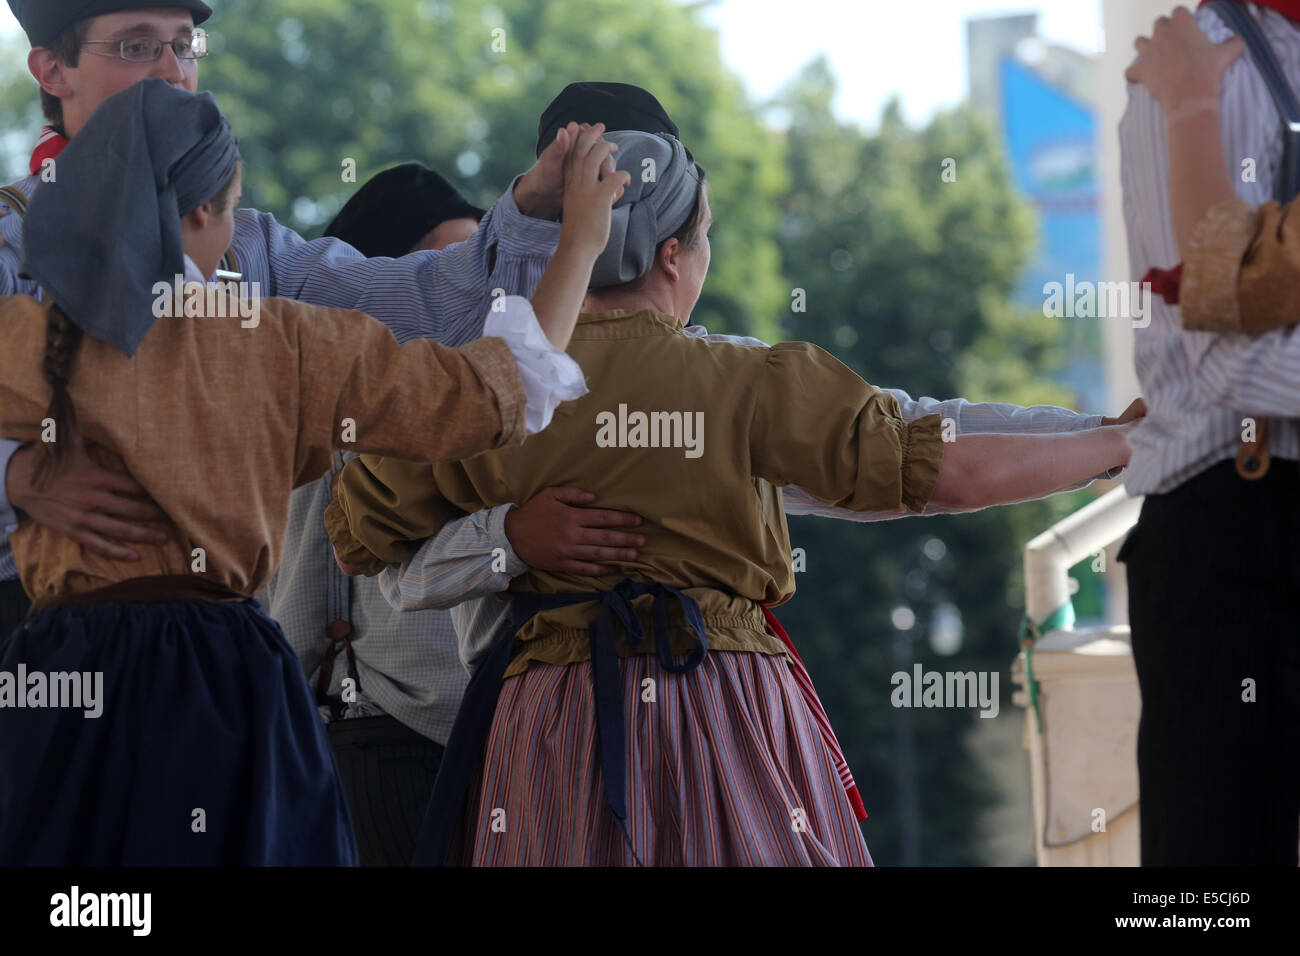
[0,579,30,642]
[1121,459,1300,865]
[327,713,444,867]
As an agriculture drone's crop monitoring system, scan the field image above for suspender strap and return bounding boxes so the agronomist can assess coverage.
[413,578,708,866]
[1207,1,1300,204]
[1236,417,1271,479]
[0,185,29,217]
[1204,2,1298,478]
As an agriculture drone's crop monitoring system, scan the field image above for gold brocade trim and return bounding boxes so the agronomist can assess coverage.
[1181,198,1258,332]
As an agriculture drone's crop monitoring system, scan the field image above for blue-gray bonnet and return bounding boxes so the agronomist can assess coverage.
[589,130,701,289]
[22,78,239,356]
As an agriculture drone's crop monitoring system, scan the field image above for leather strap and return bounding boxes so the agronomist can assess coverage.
[31,574,245,613]
[0,184,29,217]
[1236,417,1271,480]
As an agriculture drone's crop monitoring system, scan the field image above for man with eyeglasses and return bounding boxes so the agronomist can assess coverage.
[0,1,586,638]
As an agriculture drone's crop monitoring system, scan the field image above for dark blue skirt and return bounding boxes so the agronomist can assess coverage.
[0,598,358,866]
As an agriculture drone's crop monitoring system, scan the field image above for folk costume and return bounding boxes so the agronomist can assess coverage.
[1119,0,1300,864]
[262,165,487,867]
[0,81,585,865]
[327,131,945,866]
[0,0,568,648]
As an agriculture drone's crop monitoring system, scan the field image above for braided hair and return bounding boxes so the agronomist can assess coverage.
[31,303,85,490]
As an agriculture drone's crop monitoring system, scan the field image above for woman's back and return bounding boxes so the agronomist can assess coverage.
[0,291,530,609]
[329,306,942,671]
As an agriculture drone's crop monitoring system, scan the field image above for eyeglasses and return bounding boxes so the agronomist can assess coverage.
[80,30,208,63]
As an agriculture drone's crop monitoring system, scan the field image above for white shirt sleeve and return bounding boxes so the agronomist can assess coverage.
[482,295,588,434]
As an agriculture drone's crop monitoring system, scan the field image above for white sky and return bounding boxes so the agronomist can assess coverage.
[0,1,1103,126]
[697,0,1104,125]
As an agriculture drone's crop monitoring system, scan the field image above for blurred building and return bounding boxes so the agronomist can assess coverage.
[966,12,1106,415]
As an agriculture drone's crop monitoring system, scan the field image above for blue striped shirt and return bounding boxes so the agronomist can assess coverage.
[1119,2,1300,494]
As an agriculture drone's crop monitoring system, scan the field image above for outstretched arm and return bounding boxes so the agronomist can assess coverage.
[686,326,1134,520]
[749,341,1132,516]
[927,426,1133,511]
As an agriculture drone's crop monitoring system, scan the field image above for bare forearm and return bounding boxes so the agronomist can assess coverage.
[1167,102,1237,258]
[929,428,1129,511]
[529,238,598,350]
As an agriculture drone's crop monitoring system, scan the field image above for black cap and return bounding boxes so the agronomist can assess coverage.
[536,82,679,157]
[323,163,486,258]
[9,1,213,48]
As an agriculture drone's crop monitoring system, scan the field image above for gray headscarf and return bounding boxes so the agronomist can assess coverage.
[589,130,701,288]
[21,78,240,356]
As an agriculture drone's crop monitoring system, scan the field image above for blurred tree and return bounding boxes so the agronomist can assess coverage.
[773,56,1091,865]
[207,0,786,340]
[0,0,786,338]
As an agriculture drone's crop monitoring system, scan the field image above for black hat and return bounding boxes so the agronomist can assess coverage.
[536,82,679,157]
[9,1,213,48]
[323,163,486,259]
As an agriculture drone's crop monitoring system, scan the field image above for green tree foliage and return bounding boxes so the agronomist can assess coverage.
[196,0,788,339]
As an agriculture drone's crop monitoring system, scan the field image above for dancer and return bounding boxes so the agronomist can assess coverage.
[1119,1,1300,865]
[0,80,626,864]
[0,0,575,636]
[328,130,1136,866]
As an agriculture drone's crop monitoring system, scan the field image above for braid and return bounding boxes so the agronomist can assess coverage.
[31,304,85,490]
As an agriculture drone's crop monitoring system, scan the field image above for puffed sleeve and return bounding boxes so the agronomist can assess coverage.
[1182,197,1300,333]
[748,342,943,514]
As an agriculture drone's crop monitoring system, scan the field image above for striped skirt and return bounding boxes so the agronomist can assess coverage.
[457,649,872,866]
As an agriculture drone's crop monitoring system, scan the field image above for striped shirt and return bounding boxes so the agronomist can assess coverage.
[1120,2,1300,494]
[259,457,522,745]
[0,173,560,584]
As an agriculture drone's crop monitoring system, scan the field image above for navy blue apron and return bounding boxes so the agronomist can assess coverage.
[0,593,359,865]
[412,578,707,866]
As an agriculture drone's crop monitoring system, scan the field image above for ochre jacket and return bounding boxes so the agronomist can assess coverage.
[327,308,943,677]
[0,293,526,609]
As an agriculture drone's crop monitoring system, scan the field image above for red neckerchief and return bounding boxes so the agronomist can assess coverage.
[1201,0,1300,20]
[29,125,69,176]
[1143,264,1183,305]
[1145,2,1300,302]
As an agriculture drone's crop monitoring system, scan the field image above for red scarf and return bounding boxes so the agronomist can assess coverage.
[29,125,69,176]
